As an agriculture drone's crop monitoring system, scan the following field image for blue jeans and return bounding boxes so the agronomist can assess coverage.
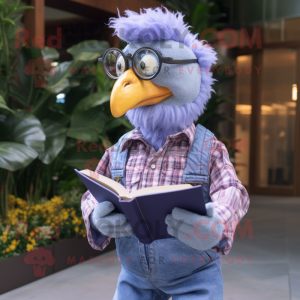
[113,235,223,300]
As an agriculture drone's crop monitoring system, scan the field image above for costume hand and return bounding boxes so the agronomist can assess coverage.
[165,202,224,251]
[90,201,133,238]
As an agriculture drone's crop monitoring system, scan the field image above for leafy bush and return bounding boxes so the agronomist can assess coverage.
[0,2,132,218]
[0,191,86,261]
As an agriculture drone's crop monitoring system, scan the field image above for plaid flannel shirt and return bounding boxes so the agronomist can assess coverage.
[81,123,250,255]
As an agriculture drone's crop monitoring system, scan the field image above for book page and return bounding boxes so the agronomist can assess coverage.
[80,170,129,198]
[120,184,192,200]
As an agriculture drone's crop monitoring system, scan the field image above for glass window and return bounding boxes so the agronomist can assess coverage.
[284,17,300,41]
[259,49,297,187]
[264,20,282,43]
[235,55,252,187]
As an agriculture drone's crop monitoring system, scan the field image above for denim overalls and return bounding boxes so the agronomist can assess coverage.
[111,125,223,300]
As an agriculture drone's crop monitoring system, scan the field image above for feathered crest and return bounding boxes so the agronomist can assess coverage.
[108,7,218,150]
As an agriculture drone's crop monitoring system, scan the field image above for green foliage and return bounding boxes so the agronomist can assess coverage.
[0,193,87,261]
[0,3,132,218]
[67,40,109,61]
[0,1,34,103]
[159,0,226,35]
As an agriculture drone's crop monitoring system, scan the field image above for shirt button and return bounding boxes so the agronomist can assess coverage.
[150,164,156,170]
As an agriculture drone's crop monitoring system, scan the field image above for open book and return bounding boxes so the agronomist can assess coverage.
[76,169,206,244]
[79,169,193,200]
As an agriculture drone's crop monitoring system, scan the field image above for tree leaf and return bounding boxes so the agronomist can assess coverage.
[41,47,60,60]
[67,40,109,61]
[45,61,73,93]
[1,18,15,25]
[8,6,34,16]
[11,14,22,22]
[38,119,67,164]
[0,142,38,171]
[5,110,46,152]
[72,91,110,115]
[67,108,105,142]
[105,117,133,131]
[5,23,17,41]
[61,145,103,170]
[17,46,42,103]
[8,86,28,106]
[0,95,13,113]
[96,63,115,92]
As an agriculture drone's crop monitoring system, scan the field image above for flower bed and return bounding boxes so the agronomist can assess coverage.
[0,190,87,261]
[0,236,116,295]
[0,189,117,294]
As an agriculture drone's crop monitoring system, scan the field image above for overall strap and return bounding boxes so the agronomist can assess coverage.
[111,129,135,186]
[182,124,214,203]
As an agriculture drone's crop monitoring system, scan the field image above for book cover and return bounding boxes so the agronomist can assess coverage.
[75,169,207,244]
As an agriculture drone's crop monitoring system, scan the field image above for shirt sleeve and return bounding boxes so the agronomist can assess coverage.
[209,137,250,255]
[81,148,113,251]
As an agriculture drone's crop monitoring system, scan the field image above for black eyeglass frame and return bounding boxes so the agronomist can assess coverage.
[98,47,198,80]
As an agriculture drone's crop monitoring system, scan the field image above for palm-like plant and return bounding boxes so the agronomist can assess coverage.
[0,2,131,218]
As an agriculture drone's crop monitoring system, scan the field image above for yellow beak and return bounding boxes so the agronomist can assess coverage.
[110,69,172,117]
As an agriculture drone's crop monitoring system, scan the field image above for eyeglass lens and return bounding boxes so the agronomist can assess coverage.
[133,49,160,79]
[103,48,161,80]
[103,50,126,79]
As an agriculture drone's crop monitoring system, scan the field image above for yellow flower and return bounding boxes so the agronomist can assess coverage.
[74,227,79,233]
[34,228,39,233]
[26,244,34,252]
[10,245,16,251]
[31,239,36,246]
[28,236,31,241]
[30,232,34,237]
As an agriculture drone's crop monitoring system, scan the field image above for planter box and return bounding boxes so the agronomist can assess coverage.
[0,237,116,295]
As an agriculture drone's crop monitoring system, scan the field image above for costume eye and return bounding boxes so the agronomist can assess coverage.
[103,49,126,79]
[139,53,159,76]
[140,61,146,70]
[116,55,125,77]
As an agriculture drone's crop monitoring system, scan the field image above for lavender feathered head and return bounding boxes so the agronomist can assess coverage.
[108,7,217,150]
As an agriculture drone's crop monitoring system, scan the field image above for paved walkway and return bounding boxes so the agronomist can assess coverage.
[1,195,299,300]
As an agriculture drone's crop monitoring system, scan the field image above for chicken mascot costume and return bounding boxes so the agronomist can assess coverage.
[81,7,249,300]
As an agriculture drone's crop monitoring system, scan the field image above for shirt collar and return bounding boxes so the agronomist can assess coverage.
[121,123,196,152]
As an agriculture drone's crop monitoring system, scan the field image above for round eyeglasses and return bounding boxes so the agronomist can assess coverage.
[98,47,198,80]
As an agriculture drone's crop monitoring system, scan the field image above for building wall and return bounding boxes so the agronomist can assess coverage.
[235,0,300,25]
